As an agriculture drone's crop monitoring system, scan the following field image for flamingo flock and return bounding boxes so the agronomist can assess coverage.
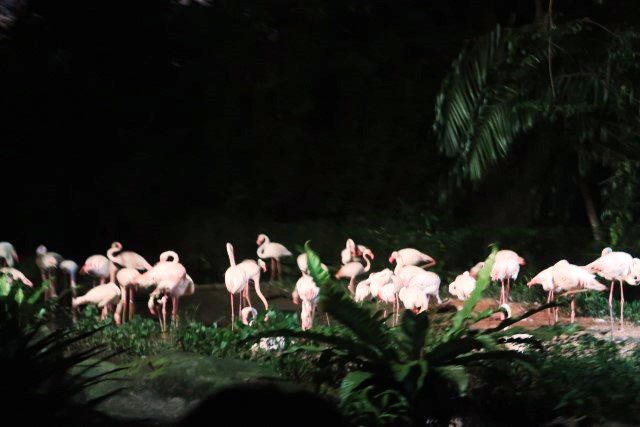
[1,236,640,333]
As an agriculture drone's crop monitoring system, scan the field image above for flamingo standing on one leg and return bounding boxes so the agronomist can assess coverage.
[335,249,373,294]
[80,255,114,286]
[72,282,122,323]
[36,245,63,300]
[225,243,247,330]
[238,258,268,310]
[553,260,607,323]
[256,234,292,280]
[0,242,19,267]
[491,250,525,305]
[341,239,373,265]
[585,249,640,330]
[389,248,436,269]
[107,241,153,282]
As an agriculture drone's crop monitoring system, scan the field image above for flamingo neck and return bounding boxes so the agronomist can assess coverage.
[107,246,121,264]
[227,246,236,266]
[363,254,371,272]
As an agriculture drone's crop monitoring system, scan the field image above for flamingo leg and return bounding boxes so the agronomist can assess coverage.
[348,277,355,295]
[609,280,615,337]
[507,278,511,302]
[128,287,135,321]
[326,313,331,326]
[162,297,168,333]
[238,291,242,321]
[276,259,282,280]
[245,282,253,308]
[620,280,625,331]
[499,280,504,305]
[570,298,575,324]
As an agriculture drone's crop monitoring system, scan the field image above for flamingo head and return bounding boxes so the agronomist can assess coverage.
[601,247,613,256]
[518,257,526,266]
[389,251,398,264]
[258,259,267,272]
[36,245,47,256]
[256,234,267,245]
[363,249,374,260]
[111,241,123,250]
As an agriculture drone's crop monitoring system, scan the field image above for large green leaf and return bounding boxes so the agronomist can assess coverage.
[400,310,429,359]
[340,371,374,403]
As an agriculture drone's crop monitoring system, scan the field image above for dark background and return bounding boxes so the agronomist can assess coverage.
[2,0,638,274]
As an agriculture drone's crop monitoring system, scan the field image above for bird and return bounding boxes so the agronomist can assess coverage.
[408,271,441,309]
[448,271,476,301]
[296,253,329,276]
[340,239,373,265]
[490,250,525,305]
[527,266,557,323]
[552,260,607,323]
[115,268,141,323]
[0,242,19,267]
[225,243,248,330]
[133,253,190,332]
[398,285,429,314]
[0,267,33,287]
[296,275,320,329]
[80,255,113,286]
[335,249,373,294]
[35,245,63,300]
[72,282,122,323]
[379,280,402,323]
[256,234,292,280]
[389,248,436,269]
[238,258,269,310]
[584,250,640,330]
[354,279,371,302]
[368,268,395,299]
[107,241,153,281]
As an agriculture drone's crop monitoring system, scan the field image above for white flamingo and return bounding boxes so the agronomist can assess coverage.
[256,234,292,280]
[389,248,436,269]
[225,243,247,329]
[335,249,373,294]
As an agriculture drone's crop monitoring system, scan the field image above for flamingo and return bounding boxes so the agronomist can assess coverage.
[72,282,122,323]
[0,242,18,267]
[107,241,153,281]
[36,245,63,300]
[60,260,79,322]
[553,260,607,323]
[491,250,525,305]
[335,249,373,294]
[340,239,373,265]
[368,269,395,299]
[225,243,247,329]
[389,248,436,269]
[448,271,476,300]
[296,275,320,329]
[296,253,329,276]
[0,267,33,287]
[256,234,292,280]
[379,280,401,324]
[399,285,429,314]
[238,258,269,310]
[408,271,441,309]
[354,279,371,302]
[585,249,640,330]
[80,255,113,286]
[133,254,191,332]
[115,268,141,323]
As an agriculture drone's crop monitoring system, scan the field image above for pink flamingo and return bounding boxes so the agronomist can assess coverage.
[80,255,114,286]
[133,254,191,332]
[225,243,247,329]
[553,260,607,323]
[389,248,436,269]
[490,250,525,305]
[238,258,268,310]
[399,285,429,314]
[527,267,558,323]
[408,271,441,309]
[354,279,372,302]
[256,234,292,280]
[1,267,33,287]
[0,242,19,267]
[36,245,63,300]
[295,275,320,329]
[60,260,79,321]
[585,249,640,330]
[340,238,373,265]
[72,282,122,323]
[335,249,373,294]
[296,253,329,276]
[448,271,476,301]
[107,241,153,281]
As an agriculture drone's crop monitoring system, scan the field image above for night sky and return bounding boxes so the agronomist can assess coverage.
[2,0,637,264]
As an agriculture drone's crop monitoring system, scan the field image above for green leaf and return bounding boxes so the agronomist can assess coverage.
[340,371,374,403]
[400,310,429,359]
[435,365,470,396]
